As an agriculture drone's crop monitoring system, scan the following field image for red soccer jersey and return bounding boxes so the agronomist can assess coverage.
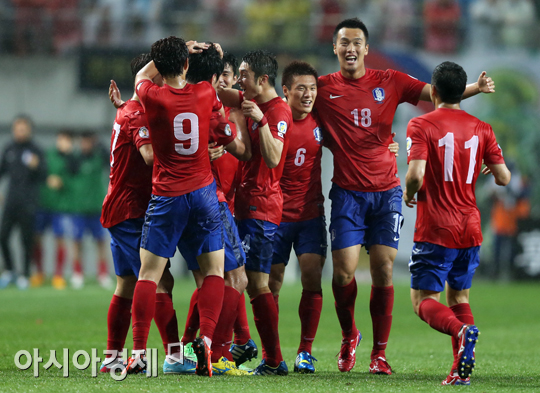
[235,96,292,225]
[315,69,426,192]
[101,99,153,228]
[280,113,324,222]
[208,109,237,205]
[407,108,505,248]
[136,80,222,196]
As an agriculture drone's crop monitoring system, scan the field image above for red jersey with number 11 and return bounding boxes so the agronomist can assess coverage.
[407,108,505,248]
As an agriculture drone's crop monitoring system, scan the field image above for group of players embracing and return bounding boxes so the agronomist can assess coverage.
[98,17,511,384]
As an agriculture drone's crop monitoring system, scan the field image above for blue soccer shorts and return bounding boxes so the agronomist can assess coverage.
[34,211,65,237]
[409,242,481,292]
[272,216,328,266]
[140,181,223,262]
[108,218,144,277]
[329,183,403,251]
[72,214,105,241]
[237,218,278,274]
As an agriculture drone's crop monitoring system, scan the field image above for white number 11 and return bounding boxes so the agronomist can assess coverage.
[438,132,479,184]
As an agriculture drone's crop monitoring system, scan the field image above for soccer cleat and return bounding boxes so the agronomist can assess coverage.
[98,274,113,289]
[192,336,212,377]
[123,352,147,375]
[294,351,317,374]
[51,275,67,290]
[456,325,479,379]
[183,342,198,362]
[252,359,288,376]
[29,272,45,288]
[369,356,393,375]
[16,276,29,290]
[441,370,471,386]
[100,357,125,373]
[0,271,14,289]
[163,357,196,374]
[71,273,84,289]
[337,331,362,372]
[230,338,258,367]
[212,357,251,375]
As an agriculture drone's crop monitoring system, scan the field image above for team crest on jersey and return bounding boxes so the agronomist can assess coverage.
[313,127,323,144]
[372,88,385,103]
[277,121,288,138]
[251,122,258,131]
[224,124,232,136]
[406,137,412,156]
[139,127,149,138]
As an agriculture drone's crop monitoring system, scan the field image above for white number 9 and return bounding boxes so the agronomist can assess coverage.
[174,113,199,156]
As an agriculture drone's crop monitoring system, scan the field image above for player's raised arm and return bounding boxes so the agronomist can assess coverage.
[404,159,426,208]
[419,71,495,101]
[109,80,124,108]
[224,109,252,161]
[217,87,242,108]
[135,60,160,86]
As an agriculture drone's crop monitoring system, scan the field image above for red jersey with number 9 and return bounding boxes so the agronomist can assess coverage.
[315,69,426,192]
[407,108,505,248]
[136,79,222,196]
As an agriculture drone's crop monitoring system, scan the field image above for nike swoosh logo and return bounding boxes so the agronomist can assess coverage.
[377,341,388,346]
[393,236,399,241]
[330,94,344,99]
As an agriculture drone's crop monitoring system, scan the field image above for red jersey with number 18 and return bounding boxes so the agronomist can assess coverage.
[315,69,426,192]
[280,112,324,222]
[101,99,153,228]
[407,108,505,248]
[235,96,292,225]
[136,79,222,196]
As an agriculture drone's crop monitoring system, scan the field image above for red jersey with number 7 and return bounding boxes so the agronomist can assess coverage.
[136,79,222,196]
[315,69,426,192]
[407,108,505,248]
[280,112,324,222]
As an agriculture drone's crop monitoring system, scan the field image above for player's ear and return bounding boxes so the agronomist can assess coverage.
[333,43,337,55]
[259,74,269,86]
[365,44,369,55]
[183,58,189,72]
[430,84,437,103]
[233,75,238,85]
[283,85,289,99]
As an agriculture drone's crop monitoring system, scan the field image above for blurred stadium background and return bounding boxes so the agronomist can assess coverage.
[1,0,540,285]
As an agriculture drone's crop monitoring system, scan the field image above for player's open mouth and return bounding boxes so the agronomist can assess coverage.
[301,100,312,107]
[346,56,357,65]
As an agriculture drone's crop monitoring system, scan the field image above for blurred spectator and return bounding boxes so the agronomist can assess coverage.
[469,0,503,50]
[83,0,128,47]
[0,115,46,290]
[380,0,415,49]
[499,0,536,48]
[12,0,52,55]
[70,131,110,289]
[317,0,342,44]
[244,0,281,47]
[48,0,81,54]
[33,130,78,289]
[423,0,461,53]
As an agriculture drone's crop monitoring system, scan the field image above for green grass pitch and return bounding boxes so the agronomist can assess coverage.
[1,279,539,392]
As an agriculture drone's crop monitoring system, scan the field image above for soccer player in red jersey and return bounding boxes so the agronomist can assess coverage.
[314,18,496,374]
[404,61,510,386]
[101,53,201,375]
[125,36,225,377]
[218,50,292,375]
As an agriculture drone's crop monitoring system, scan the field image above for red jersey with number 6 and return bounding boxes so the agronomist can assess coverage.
[407,108,505,248]
[315,69,426,192]
[280,112,324,222]
[101,99,153,228]
[136,80,222,196]
[235,96,292,225]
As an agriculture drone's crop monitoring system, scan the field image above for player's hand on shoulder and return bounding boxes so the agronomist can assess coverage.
[477,71,495,94]
[404,189,417,208]
[186,40,210,54]
[389,132,399,157]
[208,142,225,161]
[109,80,124,109]
[241,99,264,123]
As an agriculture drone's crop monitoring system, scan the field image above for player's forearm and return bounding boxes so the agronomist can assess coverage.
[405,174,423,200]
[135,61,159,86]
[258,125,283,169]
[462,82,480,99]
[217,88,241,108]
[230,121,252,161]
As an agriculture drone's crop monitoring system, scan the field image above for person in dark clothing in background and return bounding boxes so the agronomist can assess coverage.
[0,115,47,290]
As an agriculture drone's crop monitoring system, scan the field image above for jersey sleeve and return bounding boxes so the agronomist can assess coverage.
[406,118,428,163]
[391,70,427,106]
[482,124,505,165]
[127,111,152,150]
[135,79,157,111]
[209,111,237,146]
[266,105,290,143]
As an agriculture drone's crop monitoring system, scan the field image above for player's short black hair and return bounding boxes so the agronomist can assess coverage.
[242,50,278,87]
[431,61,467,104]
[223,52,238,75]
[12,114,34,128]
[151,36,189,79]
[186,44,224,84]
[131,53,151,81]
[281,61,318,90]
[333,18,369,43]
[81,130,96,139]
[57,129,74,138]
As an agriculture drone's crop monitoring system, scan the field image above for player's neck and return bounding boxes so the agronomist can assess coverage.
[163,76,187,89]
[292,109,309,121]
[254,86,278,105]
[437,102,461,110]
[131,93,140,103]
[340,65,366,80]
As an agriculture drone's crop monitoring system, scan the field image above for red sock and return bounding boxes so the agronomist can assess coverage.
[154,293,179,355]
[273,294,279,315]
[298,290,323,354]
[251,292,283,367]
[211,286,241,363]
[181,289,199,345]
[132,280,157,351]
[98,259,108,276]
[198,275,224,341]
[106,295,132,357]
[370,285,394,359]
[55,245,66,276]
[33,244,43,273]
[450,303,475,370]
[233,292,251,345]
[332,278,358,340]
[73,259,83,274]
[418,298,464,339]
